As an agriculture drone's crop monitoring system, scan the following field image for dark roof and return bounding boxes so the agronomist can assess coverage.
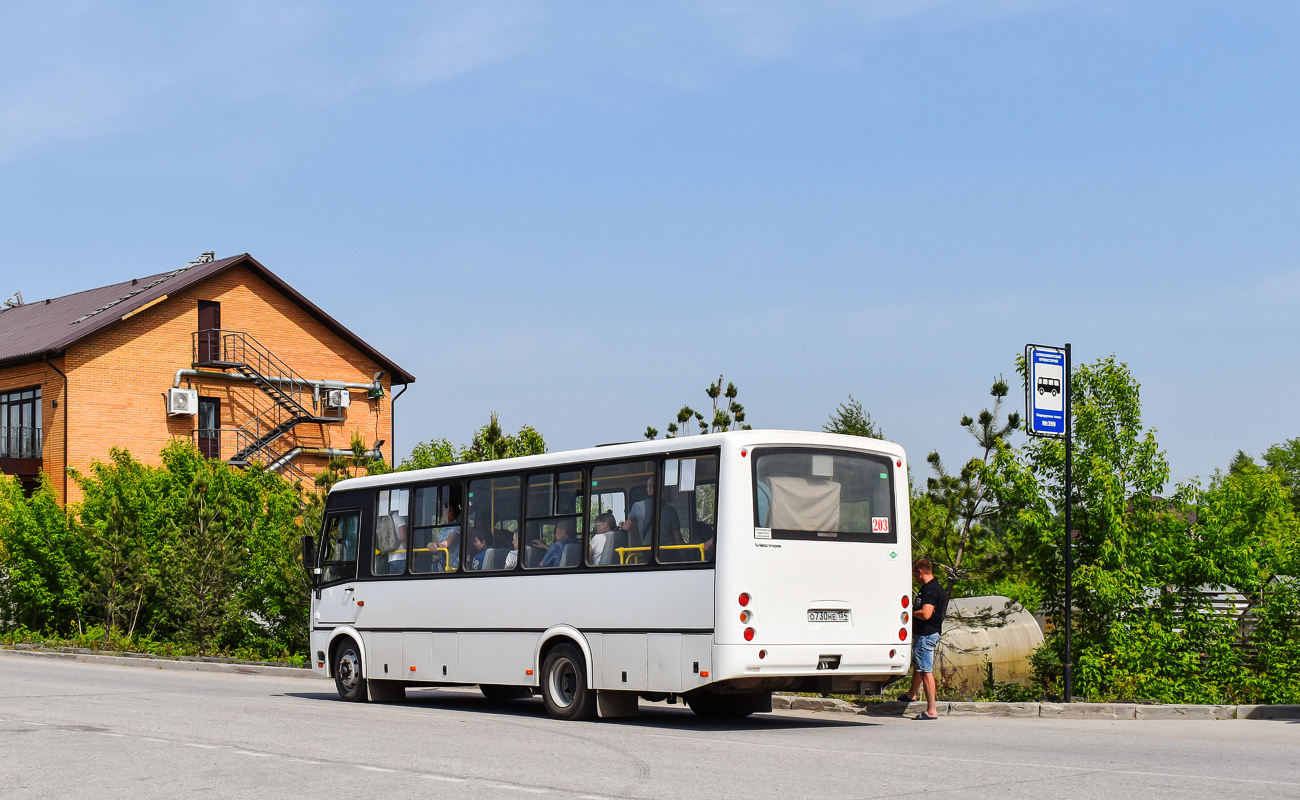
[0,253,415,384]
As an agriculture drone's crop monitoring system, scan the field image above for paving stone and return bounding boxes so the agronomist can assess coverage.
[1040,703,1136,719]
[948,702,1040,717]
[1235,704,1300,720]
[1135,705,1235,720]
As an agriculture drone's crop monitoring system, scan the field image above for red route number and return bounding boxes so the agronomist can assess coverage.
[872,517,889,534]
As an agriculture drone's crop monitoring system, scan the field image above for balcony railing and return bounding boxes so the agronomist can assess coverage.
[0,426,42,459]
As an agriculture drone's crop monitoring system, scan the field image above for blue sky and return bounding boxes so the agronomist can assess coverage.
[2,1,1298,485]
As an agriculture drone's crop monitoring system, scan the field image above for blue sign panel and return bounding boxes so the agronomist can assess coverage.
[1027,345,1066,438]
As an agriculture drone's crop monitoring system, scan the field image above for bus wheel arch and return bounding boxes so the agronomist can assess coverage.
[536,626,594,689]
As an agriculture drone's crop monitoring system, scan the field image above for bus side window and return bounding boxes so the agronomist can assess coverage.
[467,474,522,571]
[373,488,409,577]
[656,455,718,564]
[524,470,583,570]
[321,511,360,583]
[588,460,655,567]
[411,484,462,573]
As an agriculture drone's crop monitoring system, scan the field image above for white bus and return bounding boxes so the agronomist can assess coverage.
[304,430,913,720]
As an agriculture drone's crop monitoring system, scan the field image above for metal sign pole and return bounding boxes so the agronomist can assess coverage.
[1025,341,1073,702]
[1063,342,1073,703]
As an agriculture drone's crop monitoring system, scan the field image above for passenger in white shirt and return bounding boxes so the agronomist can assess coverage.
[588,512,619,565]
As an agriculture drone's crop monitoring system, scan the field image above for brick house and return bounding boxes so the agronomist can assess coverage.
[0,252,415,503]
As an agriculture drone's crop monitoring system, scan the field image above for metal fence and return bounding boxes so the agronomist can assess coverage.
[0,426,42,459]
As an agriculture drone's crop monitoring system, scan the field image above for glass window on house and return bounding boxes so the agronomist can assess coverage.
[587,460,655,567]
[411,483,463,573]
[374,488,410,576]
[0,387,41,459]
[466,475,522,571]
[656,454,719,564]
[523,471,583,570]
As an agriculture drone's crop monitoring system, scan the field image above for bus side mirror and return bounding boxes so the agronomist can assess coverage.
[301,535,317,577]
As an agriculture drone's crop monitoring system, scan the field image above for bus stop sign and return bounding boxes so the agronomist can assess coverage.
[1026,344,1066,438]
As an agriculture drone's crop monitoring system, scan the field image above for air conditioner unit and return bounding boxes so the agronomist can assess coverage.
[167,388,198,416]
[325,389,351,409]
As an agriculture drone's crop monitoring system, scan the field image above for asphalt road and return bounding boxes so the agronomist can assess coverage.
[2,654,1298,799]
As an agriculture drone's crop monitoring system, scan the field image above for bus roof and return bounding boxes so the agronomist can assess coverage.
[331,429,906,493]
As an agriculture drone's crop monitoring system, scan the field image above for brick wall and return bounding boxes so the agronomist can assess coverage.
[46,263,401,504]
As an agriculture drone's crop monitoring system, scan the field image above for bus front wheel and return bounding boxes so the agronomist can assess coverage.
[332,638,367,702]
[540,643,596,720]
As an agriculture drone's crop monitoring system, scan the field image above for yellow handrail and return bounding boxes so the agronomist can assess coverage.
[616,546,650,565]
[659,544,708,562]
[410,546,453,571]
[615,544,708,564]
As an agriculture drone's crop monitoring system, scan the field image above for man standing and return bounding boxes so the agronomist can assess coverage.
[906,558,947,720]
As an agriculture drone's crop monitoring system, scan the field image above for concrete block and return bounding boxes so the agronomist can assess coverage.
[1046,703,1136,719]
[1236,705,1300,720]
[771,695,793,709]
[948,702,1040,718]
[1135,705,1235,720]
[791,698,838,711]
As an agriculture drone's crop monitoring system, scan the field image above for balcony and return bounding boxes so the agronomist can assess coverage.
[0,426,42,475]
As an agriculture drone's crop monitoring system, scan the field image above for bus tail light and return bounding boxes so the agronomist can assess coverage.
[889,649,896,659]
[898,628,907,641]
[758,649,766,659]
[740,610,751,623]
[902,595,910,608]
[744,627,755,642]
[901,611,909,624]
[739,593,751,607]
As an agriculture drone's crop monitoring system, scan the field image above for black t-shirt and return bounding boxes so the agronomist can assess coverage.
[913,578,947,638]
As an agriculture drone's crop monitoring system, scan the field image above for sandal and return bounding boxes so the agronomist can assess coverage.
[913,712,938,720]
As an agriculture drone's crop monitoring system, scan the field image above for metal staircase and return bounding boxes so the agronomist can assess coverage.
[193,329,342,471]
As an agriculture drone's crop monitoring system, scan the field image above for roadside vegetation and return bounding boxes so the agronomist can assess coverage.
[1,366,1297,702]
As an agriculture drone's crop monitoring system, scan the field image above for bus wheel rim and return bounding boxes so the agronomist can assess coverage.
[339,651,361,692]
[550,657,578,708]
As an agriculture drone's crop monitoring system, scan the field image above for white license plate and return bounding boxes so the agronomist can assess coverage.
[807,609,849,623]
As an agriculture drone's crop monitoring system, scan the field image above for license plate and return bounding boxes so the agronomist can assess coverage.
[807,609,849,622]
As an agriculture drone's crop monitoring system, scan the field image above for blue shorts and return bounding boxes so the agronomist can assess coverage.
[912,632,940,673]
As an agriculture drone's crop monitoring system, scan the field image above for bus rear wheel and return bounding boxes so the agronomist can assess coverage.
[540,643,596,720]
[332,638,367,703]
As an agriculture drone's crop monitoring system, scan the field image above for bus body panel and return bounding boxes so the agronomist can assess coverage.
[711,435,912,680]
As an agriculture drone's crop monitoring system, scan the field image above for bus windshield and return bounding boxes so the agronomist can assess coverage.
[753,449,895,542]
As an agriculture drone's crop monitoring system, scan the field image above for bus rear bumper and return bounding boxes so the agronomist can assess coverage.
[712,643,909,690]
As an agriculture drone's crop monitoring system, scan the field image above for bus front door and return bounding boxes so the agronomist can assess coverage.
[316,510,361,625]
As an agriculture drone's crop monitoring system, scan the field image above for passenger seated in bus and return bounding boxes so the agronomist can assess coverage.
[504,530,519,570]
[468,529,491,570]
[538,518,575,568]
[588,512,618,564]
[435,502,462,572]
[623,475,680,548]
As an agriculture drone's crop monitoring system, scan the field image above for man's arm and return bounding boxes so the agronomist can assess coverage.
[915,604,935,620]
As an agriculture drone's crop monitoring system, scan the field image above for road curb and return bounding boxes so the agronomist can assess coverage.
[779,695,1300,720]
[0,646,327,680]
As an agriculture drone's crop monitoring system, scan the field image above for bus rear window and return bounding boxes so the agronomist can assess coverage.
[754,449,895,542]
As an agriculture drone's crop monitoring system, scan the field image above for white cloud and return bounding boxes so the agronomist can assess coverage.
[390,3,542,86]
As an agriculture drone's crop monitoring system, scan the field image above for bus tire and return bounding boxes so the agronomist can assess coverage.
[481,684,532,702]
[540,643,596,721]
[332,638,367,703]
[685,691,756,719]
